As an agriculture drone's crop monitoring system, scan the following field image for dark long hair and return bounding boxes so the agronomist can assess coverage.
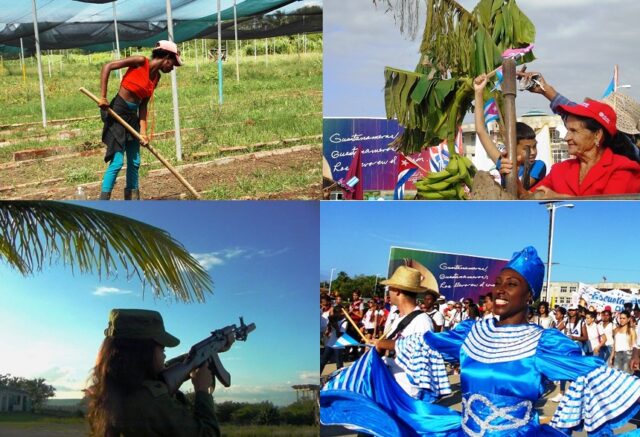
[86,337,158,436]
[578,116,640,163]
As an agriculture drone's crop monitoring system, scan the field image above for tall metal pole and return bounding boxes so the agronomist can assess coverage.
[217,0,223,105]
[502,58,517,196]
[19,38,26,83]
[543,202,574,303]
[194,38,199,73]
[544,204,555,303]
[328,268,336,294]
[112,1,121,80]
[233,0,239,82]
[165,0,183,160]
[31,0,47,128]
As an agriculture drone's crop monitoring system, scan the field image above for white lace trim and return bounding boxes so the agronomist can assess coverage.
[461,393,533,437]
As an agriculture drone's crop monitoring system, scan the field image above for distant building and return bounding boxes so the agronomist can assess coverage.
[291,384,319,403]
[542,281,640,306]
[0,387,31,412]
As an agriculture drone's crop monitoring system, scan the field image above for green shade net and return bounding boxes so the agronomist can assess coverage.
[0,0,321,55]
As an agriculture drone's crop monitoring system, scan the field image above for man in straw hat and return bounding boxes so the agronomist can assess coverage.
[379,265,436,399]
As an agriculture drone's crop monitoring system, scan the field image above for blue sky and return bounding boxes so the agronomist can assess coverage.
[324,0,640,119]
[0,201,318,406]
[321,201,640,285]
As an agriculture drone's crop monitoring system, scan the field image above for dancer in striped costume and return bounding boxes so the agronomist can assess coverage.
[320,247,640,436]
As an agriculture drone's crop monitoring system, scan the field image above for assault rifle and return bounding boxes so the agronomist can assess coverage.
[161,317,256,394]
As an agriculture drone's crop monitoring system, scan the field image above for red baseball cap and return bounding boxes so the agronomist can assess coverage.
[558,100,617,137]
[604,305,612,311]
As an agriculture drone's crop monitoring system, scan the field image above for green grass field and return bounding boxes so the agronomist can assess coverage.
[0,45,321,199]
[0,413,317,436]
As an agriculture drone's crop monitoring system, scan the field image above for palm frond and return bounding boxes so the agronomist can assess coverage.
[0,201,213,303]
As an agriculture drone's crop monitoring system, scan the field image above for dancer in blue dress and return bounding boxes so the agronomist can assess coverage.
[320,247,640,436]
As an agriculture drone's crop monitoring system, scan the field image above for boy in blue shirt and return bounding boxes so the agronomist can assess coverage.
[473,74,547,189]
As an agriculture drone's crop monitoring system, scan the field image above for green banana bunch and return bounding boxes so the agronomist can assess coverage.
[415,154,477,200]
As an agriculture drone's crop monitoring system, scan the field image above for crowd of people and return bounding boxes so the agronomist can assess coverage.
[322,288,640,374]
[321,247,640,436]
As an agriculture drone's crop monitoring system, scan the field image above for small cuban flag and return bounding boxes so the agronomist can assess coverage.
[334,333,362,348]
[492,67,503,91]
[484,98,500,128]
[394,152,419,200]
[602,65,618,98]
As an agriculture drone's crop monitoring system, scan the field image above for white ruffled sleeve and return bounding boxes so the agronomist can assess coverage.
[394,320,474,397]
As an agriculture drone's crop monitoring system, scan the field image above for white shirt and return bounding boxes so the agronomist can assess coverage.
[382,306,434,398]
[533,315,553,329]
[585,322,603,353]
[600,321,614,347]
[363,309,376,330]
[426,308,445,329]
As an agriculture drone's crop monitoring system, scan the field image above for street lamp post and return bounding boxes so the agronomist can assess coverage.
[543,202,574,303]
[328,268,336,294]
[373,274,381,296]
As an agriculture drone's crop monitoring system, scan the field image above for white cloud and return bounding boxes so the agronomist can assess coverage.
[191,253,225,269]
[221,248,246,259]
[192,247,289,270]
[297,370,319,383]
[93,286,132,296]
[244,248,289,259]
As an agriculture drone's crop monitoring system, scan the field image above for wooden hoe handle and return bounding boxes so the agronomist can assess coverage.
[79,87,201,199]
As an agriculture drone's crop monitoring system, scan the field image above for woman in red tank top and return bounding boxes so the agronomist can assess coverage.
[96,40,183,200]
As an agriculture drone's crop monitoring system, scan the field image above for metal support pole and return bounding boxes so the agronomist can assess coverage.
[328,268,336,294]
[112,1,121,80]
[217,0,223,105]
[19,38,26,83]
[47,50,51,77]
[545,205,555,303]
[165,0,183,160]
[194,38,199,73]
[233,0,239,82]
[31,0,47,127]
[501,58,517,196]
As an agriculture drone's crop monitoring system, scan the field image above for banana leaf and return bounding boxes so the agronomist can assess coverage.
[382,0,536,152]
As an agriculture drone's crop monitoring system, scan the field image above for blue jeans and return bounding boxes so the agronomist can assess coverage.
[101,139,141,191]
[599,345,612,363]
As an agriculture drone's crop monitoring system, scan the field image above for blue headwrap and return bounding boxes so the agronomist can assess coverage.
[502,246,545,300]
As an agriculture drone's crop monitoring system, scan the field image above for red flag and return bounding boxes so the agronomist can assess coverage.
[343,146,363,200]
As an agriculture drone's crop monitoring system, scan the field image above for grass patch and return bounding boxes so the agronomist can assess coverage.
[0,412,84,426]
[204,157,321,199]
[220,425,318,436]
[0,46,321,197]
[65,167,96,184]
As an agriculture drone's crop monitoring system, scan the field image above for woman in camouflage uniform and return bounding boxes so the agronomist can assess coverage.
[87,309,219,436]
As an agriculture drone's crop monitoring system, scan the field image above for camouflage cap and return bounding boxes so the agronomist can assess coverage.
[105,309,180,347]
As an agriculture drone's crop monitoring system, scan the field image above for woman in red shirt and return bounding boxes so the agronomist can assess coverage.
[508,73,640,198]
[97,40,183,200]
